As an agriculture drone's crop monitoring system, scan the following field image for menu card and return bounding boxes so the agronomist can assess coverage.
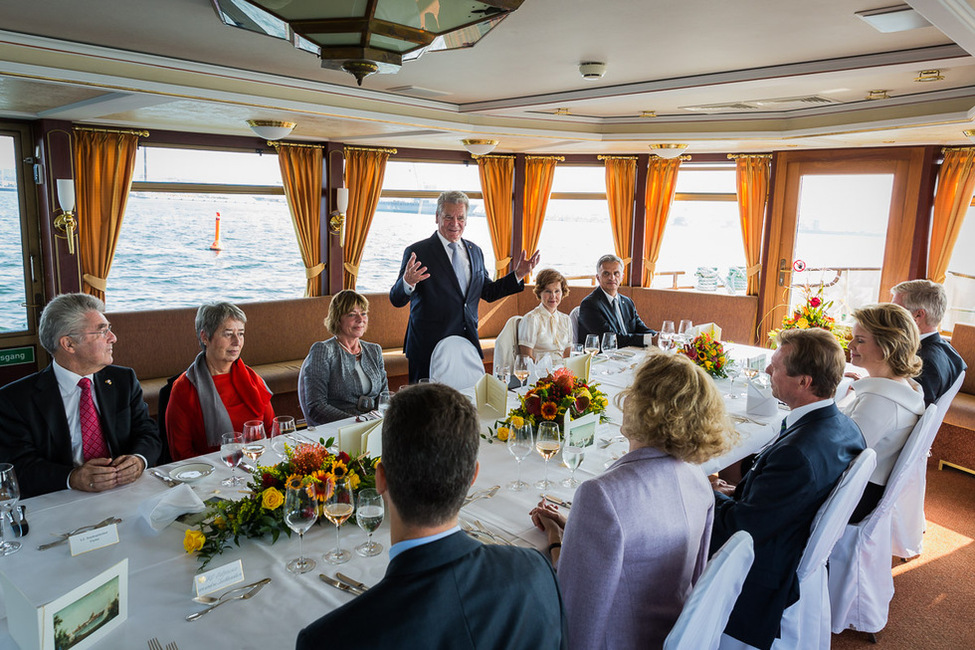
[475,373,508,420]
[337,419,383,457]
[563,411,598,448]
[565,353,591,382]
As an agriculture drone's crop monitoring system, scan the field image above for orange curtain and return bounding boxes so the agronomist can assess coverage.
[929,148,975,283]
[73,129,140,303]
[476,156,515,278]
[522,156,560,258]
[734,155,771,295]
[642,157,682,286]
[603,157,637,282]
[277,144,324,297]
[343,147,393,289]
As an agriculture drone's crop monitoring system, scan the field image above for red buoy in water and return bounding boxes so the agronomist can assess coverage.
[209,212,223,251]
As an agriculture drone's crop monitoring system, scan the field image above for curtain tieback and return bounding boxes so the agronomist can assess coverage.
[83,274,108,292]
[620,257,632,267]
[643,259,656,275]
[343,262,359,278]
[746,263,762,276]
[304,263,325,280]
[495,257,511,272]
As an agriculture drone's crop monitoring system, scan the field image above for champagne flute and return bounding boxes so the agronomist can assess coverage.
[377,390,393,417]
[584,334,600,356]
[354,488,384,557]
[534,421,562,489]
[600,332,617,357]
[284,484,317,574]
[659,320,675,352]
[506,422,534,491]
[561,445,584,488]
[270,415,296,455]
[241,420,266,465]
[0,464,21,556]
[513,354,530,388]
[323,477,354,565]
[220,432,244,486]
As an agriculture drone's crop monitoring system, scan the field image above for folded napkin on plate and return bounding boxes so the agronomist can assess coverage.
[138,483,206,533]
[746,381,779,416]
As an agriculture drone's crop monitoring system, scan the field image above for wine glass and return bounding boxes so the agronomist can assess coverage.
[534,421,562,489]
[323,477,354,565]
[377,390,393,417]
[724,360,743,399]
[659,320,675,352]
[0,464,21,556]
[241,420,266,466]
[495,363,511,387]
[600,332,617,357]
[220,432,244,486]
[584,334,600,356]
[506,422,534,491]
[270,415,296,455]
[678,319,694,346]
[354,488,384,557]
[284,484,317,574]
[513,354,531,388]
[561,445,585,488]
[547,351,565,370]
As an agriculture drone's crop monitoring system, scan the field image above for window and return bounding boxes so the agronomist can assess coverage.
[943,200,975,331]
[0,135,26,332]
[106,147,305,311]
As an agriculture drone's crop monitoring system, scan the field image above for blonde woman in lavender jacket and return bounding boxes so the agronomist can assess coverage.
[530,353,733,650]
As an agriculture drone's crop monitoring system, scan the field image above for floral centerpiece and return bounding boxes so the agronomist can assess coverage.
[183,438,378,569]
[681,332,729,378]
[767,284,851,348]
[508,367,609,430]
[481,415,526,443]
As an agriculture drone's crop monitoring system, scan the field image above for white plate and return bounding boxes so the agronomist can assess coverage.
[169,462,215,483]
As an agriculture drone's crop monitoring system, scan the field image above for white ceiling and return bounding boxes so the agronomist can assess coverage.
[3,0,975,153]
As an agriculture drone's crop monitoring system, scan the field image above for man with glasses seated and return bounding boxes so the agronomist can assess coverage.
[0,293,160,498]
[577,253,656,347]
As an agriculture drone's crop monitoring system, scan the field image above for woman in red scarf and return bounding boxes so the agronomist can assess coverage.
[166,302,274,461]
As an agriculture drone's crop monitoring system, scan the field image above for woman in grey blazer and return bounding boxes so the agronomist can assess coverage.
[299,291,388,425]
[530,353,733,649]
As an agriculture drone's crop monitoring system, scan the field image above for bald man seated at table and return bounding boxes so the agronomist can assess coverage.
[0,293,160,498]
[296,383,567,650]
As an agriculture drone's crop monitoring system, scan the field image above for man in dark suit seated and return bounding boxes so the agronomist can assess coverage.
[0,293,160,498]
[297,383,567,649]
[709,328,865,650]
[891,279,967,405]
[577,253,656,346]
[389,190,540,383]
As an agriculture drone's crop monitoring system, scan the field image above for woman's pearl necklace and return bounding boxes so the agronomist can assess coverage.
[338,339,361,357]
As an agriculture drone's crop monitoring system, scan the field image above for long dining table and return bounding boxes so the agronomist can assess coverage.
[0,344,782,649]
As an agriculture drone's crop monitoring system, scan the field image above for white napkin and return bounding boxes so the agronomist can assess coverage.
[746,381,779,416]
[138,483,206,534]
[688,322,722,341]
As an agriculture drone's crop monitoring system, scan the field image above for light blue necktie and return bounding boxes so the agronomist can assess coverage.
[449,242,467,295]
[611,297,626,332]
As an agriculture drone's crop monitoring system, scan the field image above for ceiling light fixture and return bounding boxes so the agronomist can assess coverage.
[212,0,525,86]
[855,4,931,33]
[247,120,296,140]
[579,62,606,80]
[649,144,688,159]
[462,139,499,155]
[866,90,890,100]
[915,69,944,82]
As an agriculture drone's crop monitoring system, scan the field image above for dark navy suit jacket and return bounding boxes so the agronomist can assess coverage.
[296,531,568,650]
[389,232,523,382]
[577,288,655,346]
[917,332,967,405]
[711,403,865,650]
[0,364,161,498]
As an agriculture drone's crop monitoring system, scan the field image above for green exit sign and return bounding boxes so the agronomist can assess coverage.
[0,347,34,367]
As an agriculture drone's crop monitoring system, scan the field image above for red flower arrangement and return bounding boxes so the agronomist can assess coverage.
[509,367,609,429]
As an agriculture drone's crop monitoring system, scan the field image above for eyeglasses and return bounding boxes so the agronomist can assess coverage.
[70,324,113,339]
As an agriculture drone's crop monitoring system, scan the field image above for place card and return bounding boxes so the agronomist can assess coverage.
[338,418,382,456]
[68,524,120,556]
[475,373,508,420]
[565,353,591,382]
[193,559,245,599]
[563,411,598,448]
[2,559,128,650]
[362,420,383,458]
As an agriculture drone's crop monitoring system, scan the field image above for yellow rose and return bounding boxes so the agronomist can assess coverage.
[496,426,510,442]
[349,473,361,490]
[509,416,524,429]
[183,529,205,553]
[796,317,809,329]
[261,487,284,511]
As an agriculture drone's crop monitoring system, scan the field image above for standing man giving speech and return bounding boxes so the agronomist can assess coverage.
[390,190,540,383]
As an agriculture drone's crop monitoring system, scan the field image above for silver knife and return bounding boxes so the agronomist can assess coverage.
[319,573,364,596]
[186,578,270,621]
[335,573,370,593]
[541,494,572,508]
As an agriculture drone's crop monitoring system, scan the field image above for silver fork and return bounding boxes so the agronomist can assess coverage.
[147,638,163,650]
[473,519,513,546]
[165,643,179,650]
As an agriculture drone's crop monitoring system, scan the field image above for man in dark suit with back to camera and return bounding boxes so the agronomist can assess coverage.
[891,279,967,405]
[0,293,160,498]
[296,382,568,650]
[709,328,865,650]
[390,190,540,383]
[577,253,656,346]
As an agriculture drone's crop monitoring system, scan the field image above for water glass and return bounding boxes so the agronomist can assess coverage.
[495,364,511,387]
[355,488,384,557]
[220,432,244,487]
[584,334,600,356]
[284,485,317,574]
[660,321,676,352]
[601,332,617,356]
[561,445,585,488]
[377,390,392,416]
[0,464,21,556]
[534,421,562,489]
[678,319,694,346]
[506,423,534,491]
[570,343,585,357]
[323,477,354,565]
[270,415,296,455]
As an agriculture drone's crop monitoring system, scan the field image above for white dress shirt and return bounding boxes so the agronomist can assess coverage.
[51,358,98,469]
[404,232,470,293]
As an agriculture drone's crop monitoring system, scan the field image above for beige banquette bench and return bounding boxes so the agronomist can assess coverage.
[932,322,975,473]
[107,287,758,422]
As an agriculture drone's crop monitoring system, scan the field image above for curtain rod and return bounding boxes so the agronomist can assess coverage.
[526,155,565,161]
[344,146,397,154]
[73,127,149,137]
[727,153,773,160]
[472,154,515,160]
[597,155,638,161]
[267,141,323,149]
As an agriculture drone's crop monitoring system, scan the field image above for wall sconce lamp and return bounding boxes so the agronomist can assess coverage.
[329,187,349,247]
[54,179,77,255]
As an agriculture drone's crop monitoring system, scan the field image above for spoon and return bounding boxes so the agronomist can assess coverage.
[192,577,271,604]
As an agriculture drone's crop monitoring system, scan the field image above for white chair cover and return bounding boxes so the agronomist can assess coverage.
[429,336,485,390]
[569,306,580,343]
[492,315,522,377]
[828,406,938,634]
[890,371,965,557]
[664,531,755,650]
[771,448,877,650]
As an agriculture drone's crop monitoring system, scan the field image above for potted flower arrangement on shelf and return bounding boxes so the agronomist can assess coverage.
[681,331,730,379]
[507,367,610,431]
[767,284,852,349]
[182,438,378,569]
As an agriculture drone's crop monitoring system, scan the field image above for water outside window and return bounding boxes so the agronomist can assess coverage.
[0,135,28,332]
[944,204,975,331]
